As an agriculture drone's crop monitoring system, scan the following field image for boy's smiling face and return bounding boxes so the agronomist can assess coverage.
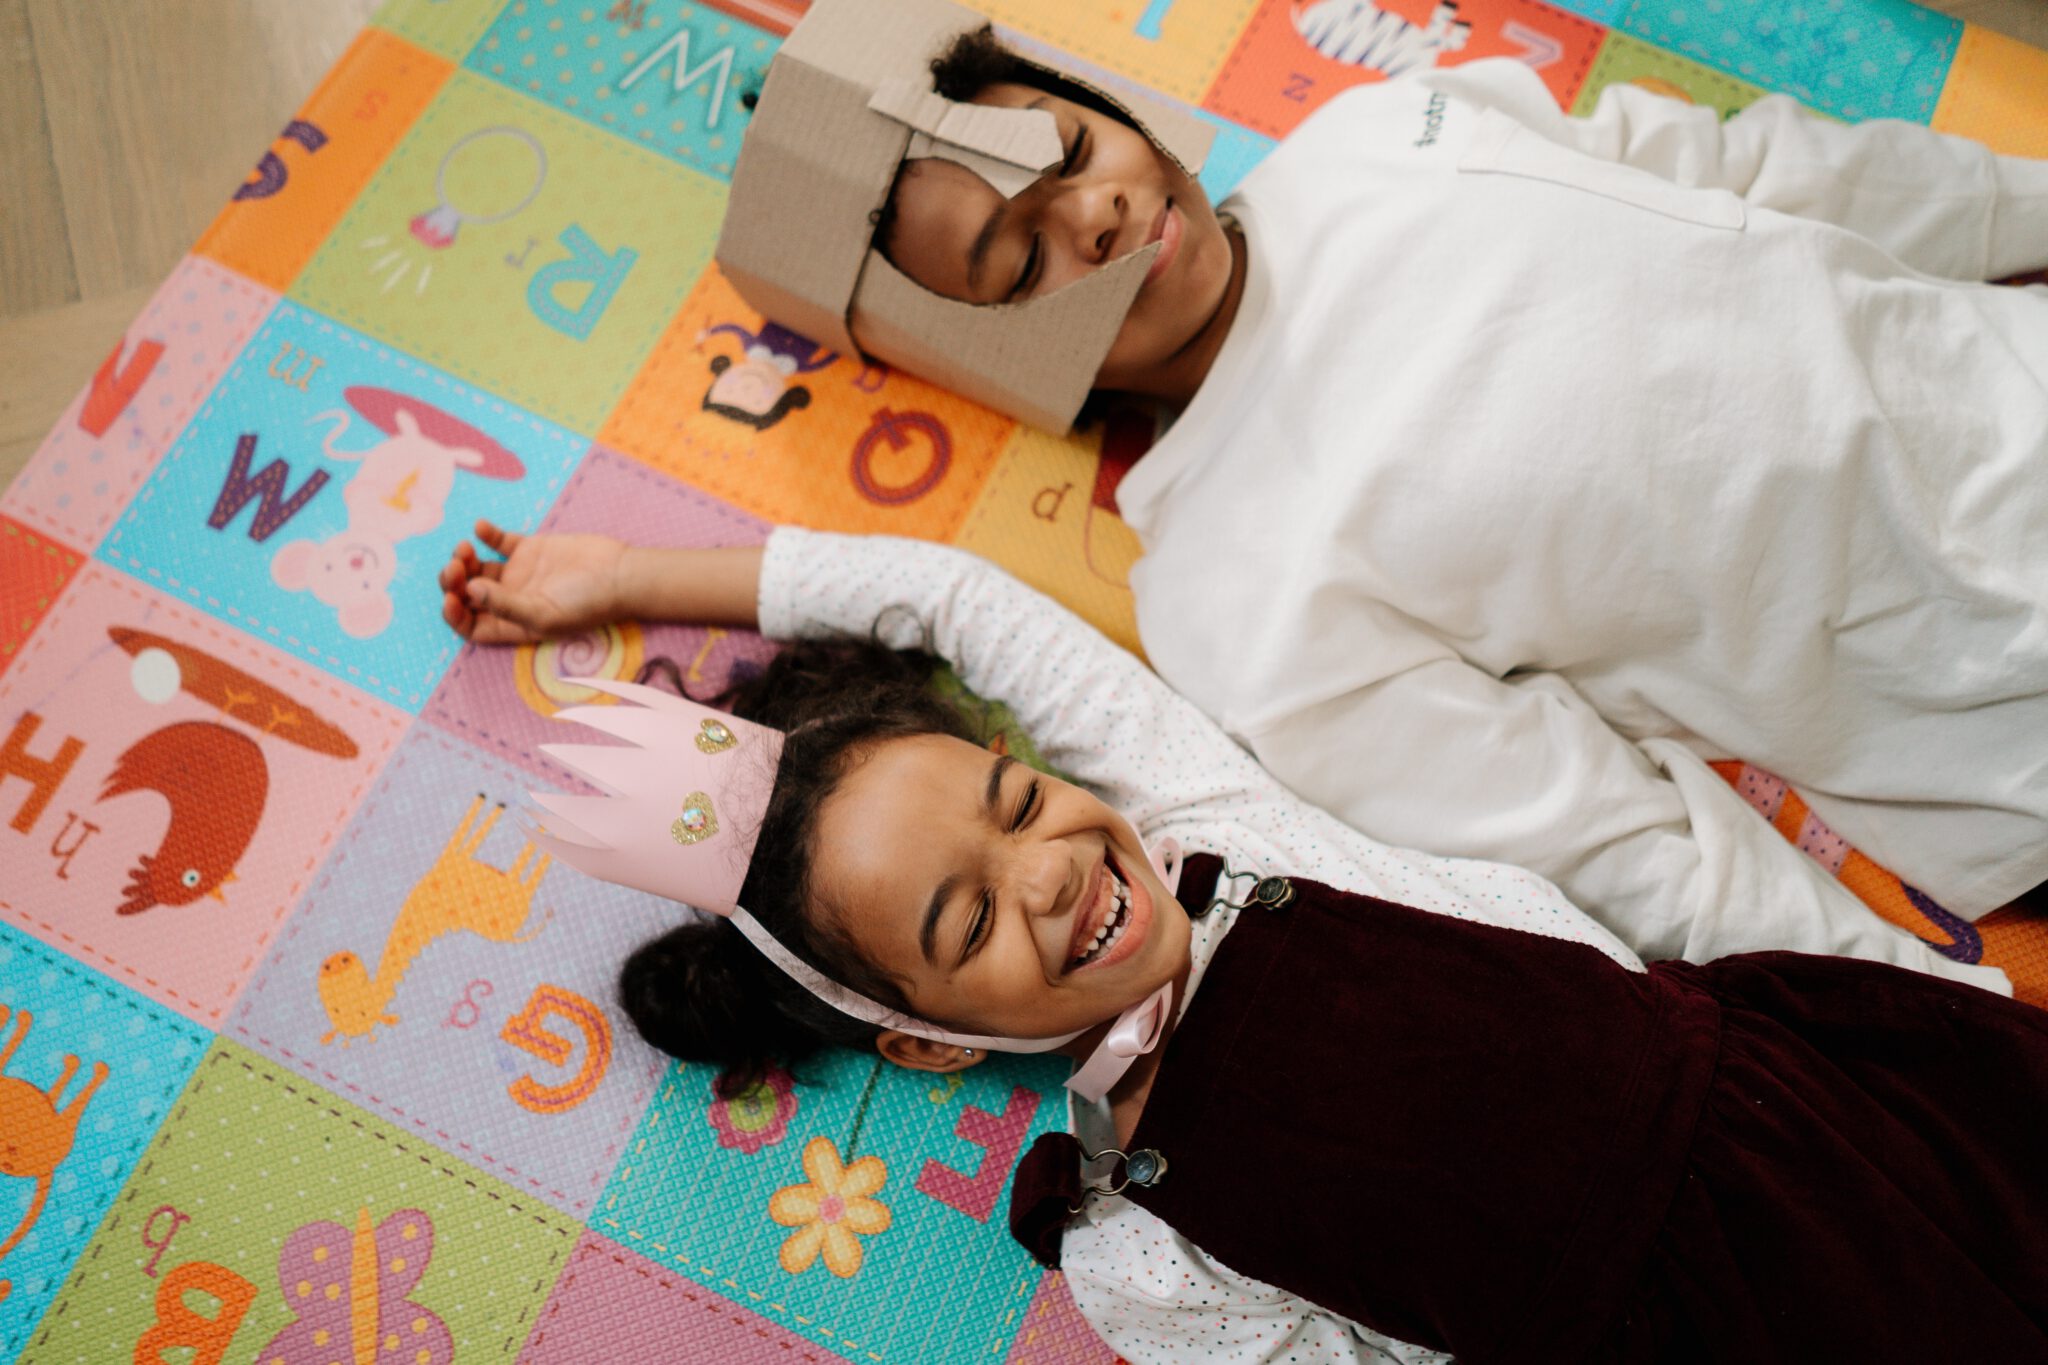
[877,81,1239,400]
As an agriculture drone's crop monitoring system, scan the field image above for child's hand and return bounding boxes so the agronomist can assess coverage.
[439,519,628,645]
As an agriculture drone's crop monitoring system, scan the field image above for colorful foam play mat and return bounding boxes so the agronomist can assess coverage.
[3,1,2046,1360]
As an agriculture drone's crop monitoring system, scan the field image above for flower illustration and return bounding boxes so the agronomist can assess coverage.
[769,1136,893,1278]
[708,1065,799,1154]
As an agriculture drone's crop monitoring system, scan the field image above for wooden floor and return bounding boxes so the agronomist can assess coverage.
[1,0,2043,488]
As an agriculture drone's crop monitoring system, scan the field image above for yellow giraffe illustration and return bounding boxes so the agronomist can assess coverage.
[0,1004,110,1305]
[317,795,551,1045]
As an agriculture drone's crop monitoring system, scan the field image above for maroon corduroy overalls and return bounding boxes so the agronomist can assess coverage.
[1012,854,2048,1363]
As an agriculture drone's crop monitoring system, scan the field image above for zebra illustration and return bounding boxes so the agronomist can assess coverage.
[1294,1,1474,77]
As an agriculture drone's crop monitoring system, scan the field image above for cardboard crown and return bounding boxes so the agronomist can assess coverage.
[717,0,1215,433]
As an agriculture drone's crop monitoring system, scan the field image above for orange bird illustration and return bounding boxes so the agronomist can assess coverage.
[98,721,269,915]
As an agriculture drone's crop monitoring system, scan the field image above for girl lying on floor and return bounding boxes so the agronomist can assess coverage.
[442,520,2048,1363]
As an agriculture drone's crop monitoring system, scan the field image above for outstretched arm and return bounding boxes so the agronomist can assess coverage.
[1421,56,2048,280]
[446,523,1650,962]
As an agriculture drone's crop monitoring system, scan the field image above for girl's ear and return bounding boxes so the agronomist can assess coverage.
[875,1031,987,1074]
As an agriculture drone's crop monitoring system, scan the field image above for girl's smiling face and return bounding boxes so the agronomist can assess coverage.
[808,733,1194,1041]
[877,81,1238,399]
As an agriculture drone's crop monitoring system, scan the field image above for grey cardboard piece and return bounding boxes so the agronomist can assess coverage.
[717,0,1215,433]
[868,79,1063,197]
[859,244,1160,433]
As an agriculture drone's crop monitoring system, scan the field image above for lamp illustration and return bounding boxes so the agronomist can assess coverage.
[359,124,550,296]
[410,125,548,249]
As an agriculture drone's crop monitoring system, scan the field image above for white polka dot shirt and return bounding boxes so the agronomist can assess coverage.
[760,528,1641,1362]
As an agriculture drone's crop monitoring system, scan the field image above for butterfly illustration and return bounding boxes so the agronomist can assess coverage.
[260,1205,452,1365]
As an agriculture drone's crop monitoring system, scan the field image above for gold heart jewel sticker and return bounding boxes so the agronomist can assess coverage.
[670,792,720,845]
[695,718,738,755]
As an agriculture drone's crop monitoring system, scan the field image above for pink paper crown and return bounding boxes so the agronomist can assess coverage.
[529,677,782,916]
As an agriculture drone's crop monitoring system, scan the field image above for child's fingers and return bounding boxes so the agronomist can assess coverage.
[476,520,522,558]
[446,582,539,647]
[466,577,548,633]
[442,589,474,638]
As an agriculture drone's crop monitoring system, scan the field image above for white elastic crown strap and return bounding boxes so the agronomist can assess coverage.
[730,836,1185,1103]
[867,78,1063,199]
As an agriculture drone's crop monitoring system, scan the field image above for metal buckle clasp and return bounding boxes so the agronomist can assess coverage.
[1072,1145,1169,1209]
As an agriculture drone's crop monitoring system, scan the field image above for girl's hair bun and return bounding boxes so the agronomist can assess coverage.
[619,915,883,1098]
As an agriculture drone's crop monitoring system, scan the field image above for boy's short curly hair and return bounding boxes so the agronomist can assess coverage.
[928,23,1031,102]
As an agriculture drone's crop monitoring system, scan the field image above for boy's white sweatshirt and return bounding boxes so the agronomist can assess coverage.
[1116,59,2048,957]
[758,526,2009,1363]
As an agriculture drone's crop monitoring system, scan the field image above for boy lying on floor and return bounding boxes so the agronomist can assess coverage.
[714,0,2048,985]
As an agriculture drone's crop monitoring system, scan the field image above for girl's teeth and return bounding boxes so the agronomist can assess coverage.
[1073,863,1137,968]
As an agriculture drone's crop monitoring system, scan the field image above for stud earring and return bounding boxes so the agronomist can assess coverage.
[963,1049,975,1058]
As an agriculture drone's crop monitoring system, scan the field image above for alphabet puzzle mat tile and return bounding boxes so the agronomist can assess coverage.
[1549,0,1627,22]
[420,446,779,784]
[0,927,208,1357]
[1571,31,1768,118]
[2,0,2045,1358]
[231,725,674,1218]
[0,566,406,1027]
[594,1051,1074,1364]
[1,258,277,556]
[467,0,777,180]
[292,70,727,435]
[196,28,457,295]
[968,0,1263,104]
[1206,0,1605,138]
[600,266,1013,541]
[953,419,1150,659]
[377,0,517,64]
[1932,24,2048,157]
[1610,0,1960,122]
[23,1040,576,1365]
[521,1229,852,1363]
[0,522,81,679]
[97,302,587,712]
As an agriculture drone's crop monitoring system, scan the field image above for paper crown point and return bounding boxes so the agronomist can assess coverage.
[528,677,784,916]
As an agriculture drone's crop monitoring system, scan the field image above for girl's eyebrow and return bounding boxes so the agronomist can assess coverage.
[919,873,960,963]
[919,754,1017,962]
